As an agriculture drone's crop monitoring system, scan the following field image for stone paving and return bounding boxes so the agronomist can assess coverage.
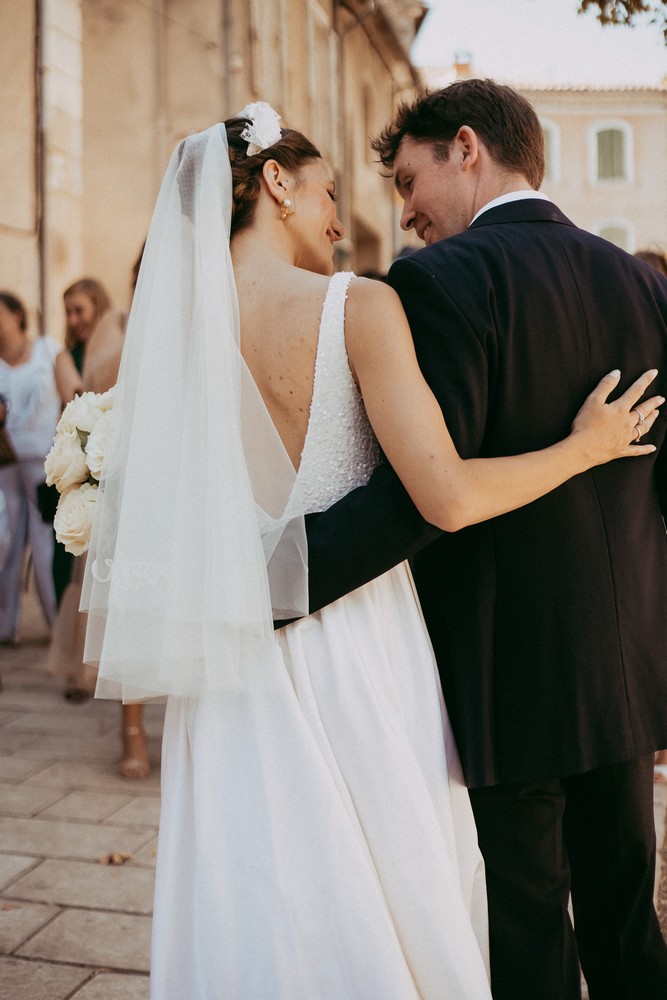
[1,583,666,1000]
[0,587,162,1000]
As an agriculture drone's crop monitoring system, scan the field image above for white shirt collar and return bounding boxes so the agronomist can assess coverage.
[470,190,550,227]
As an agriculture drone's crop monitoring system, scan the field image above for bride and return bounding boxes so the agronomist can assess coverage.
[82,105,659,999]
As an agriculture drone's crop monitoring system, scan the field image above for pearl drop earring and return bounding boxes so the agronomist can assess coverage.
[280,198,293,221]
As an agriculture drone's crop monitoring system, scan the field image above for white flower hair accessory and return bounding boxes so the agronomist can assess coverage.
[239,101,282,156]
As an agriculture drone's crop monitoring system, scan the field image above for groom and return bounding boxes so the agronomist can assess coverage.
[301,80,667,998]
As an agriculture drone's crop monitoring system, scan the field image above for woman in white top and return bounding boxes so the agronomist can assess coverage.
[0,292,60,643]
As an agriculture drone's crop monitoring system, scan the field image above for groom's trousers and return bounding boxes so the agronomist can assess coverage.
[468,754,667,1000]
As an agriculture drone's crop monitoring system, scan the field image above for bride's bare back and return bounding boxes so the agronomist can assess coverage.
[236,266,333,470]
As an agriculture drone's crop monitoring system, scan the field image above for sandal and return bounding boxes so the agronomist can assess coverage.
[119,725,151,780]
[654,764,667,784]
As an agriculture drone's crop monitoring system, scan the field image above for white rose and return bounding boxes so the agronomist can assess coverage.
[61,391,105,434]
[96,387,115,412]
[85,409,111,480]
[44,424,89,493]
[54,482,98,555]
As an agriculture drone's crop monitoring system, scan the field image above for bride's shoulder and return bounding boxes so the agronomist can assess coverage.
[346,274,404,320]
[344,276,410,363]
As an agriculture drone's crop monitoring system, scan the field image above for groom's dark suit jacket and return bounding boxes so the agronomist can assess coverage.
[304,199,667,788]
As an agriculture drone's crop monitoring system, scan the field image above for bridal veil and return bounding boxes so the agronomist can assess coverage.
[81,123,308,701]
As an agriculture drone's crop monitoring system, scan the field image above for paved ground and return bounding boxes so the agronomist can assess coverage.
[1,583,666,999]
[0,587,163,999]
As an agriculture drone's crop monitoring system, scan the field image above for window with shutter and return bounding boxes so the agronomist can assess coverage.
[597,128,626,180]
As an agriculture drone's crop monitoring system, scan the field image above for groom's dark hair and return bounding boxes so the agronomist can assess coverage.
[372,79,545,189]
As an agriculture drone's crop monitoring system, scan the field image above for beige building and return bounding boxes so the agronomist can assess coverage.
[1,0,425,339]
[520,85,667,256]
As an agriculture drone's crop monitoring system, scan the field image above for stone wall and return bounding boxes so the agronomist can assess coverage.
[0,0,424,337]
[0,0,40,332]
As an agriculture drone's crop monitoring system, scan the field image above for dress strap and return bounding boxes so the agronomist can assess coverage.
[312,271,355,374]
[297,272,356,478]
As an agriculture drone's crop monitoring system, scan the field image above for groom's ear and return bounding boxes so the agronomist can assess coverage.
[455,127,480,172]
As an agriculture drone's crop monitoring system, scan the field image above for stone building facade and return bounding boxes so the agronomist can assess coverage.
[1,0,425,338]
[519,86,667,256]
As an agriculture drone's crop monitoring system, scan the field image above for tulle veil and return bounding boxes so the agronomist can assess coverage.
[81,123,308,701]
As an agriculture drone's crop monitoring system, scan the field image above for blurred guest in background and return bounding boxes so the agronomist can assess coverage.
[51,278,112,606]
[635,249,667,277]
[56,277,112,396]
[49,253,150,778]
[0,394,11,574]
[0,292,60,646]
[0,490,9,576]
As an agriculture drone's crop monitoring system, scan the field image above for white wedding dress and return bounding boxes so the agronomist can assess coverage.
[150,273,491,999]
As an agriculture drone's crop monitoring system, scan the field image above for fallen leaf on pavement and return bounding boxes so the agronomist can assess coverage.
[97,852,134,865]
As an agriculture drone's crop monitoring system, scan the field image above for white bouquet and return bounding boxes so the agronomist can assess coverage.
[45,389,114,555]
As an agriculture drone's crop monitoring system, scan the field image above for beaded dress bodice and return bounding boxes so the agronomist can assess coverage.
[297,271,380,514]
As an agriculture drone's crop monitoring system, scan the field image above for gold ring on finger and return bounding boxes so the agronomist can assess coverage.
[634,424,643,441]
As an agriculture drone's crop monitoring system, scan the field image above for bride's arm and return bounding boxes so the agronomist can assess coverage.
[345,278,661,533]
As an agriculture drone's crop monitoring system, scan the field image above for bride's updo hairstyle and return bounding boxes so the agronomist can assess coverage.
[225,116,322,237]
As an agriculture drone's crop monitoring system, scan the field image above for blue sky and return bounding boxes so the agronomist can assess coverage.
[412,0,667,87]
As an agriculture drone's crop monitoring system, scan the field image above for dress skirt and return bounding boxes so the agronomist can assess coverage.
[150,563,491,999]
